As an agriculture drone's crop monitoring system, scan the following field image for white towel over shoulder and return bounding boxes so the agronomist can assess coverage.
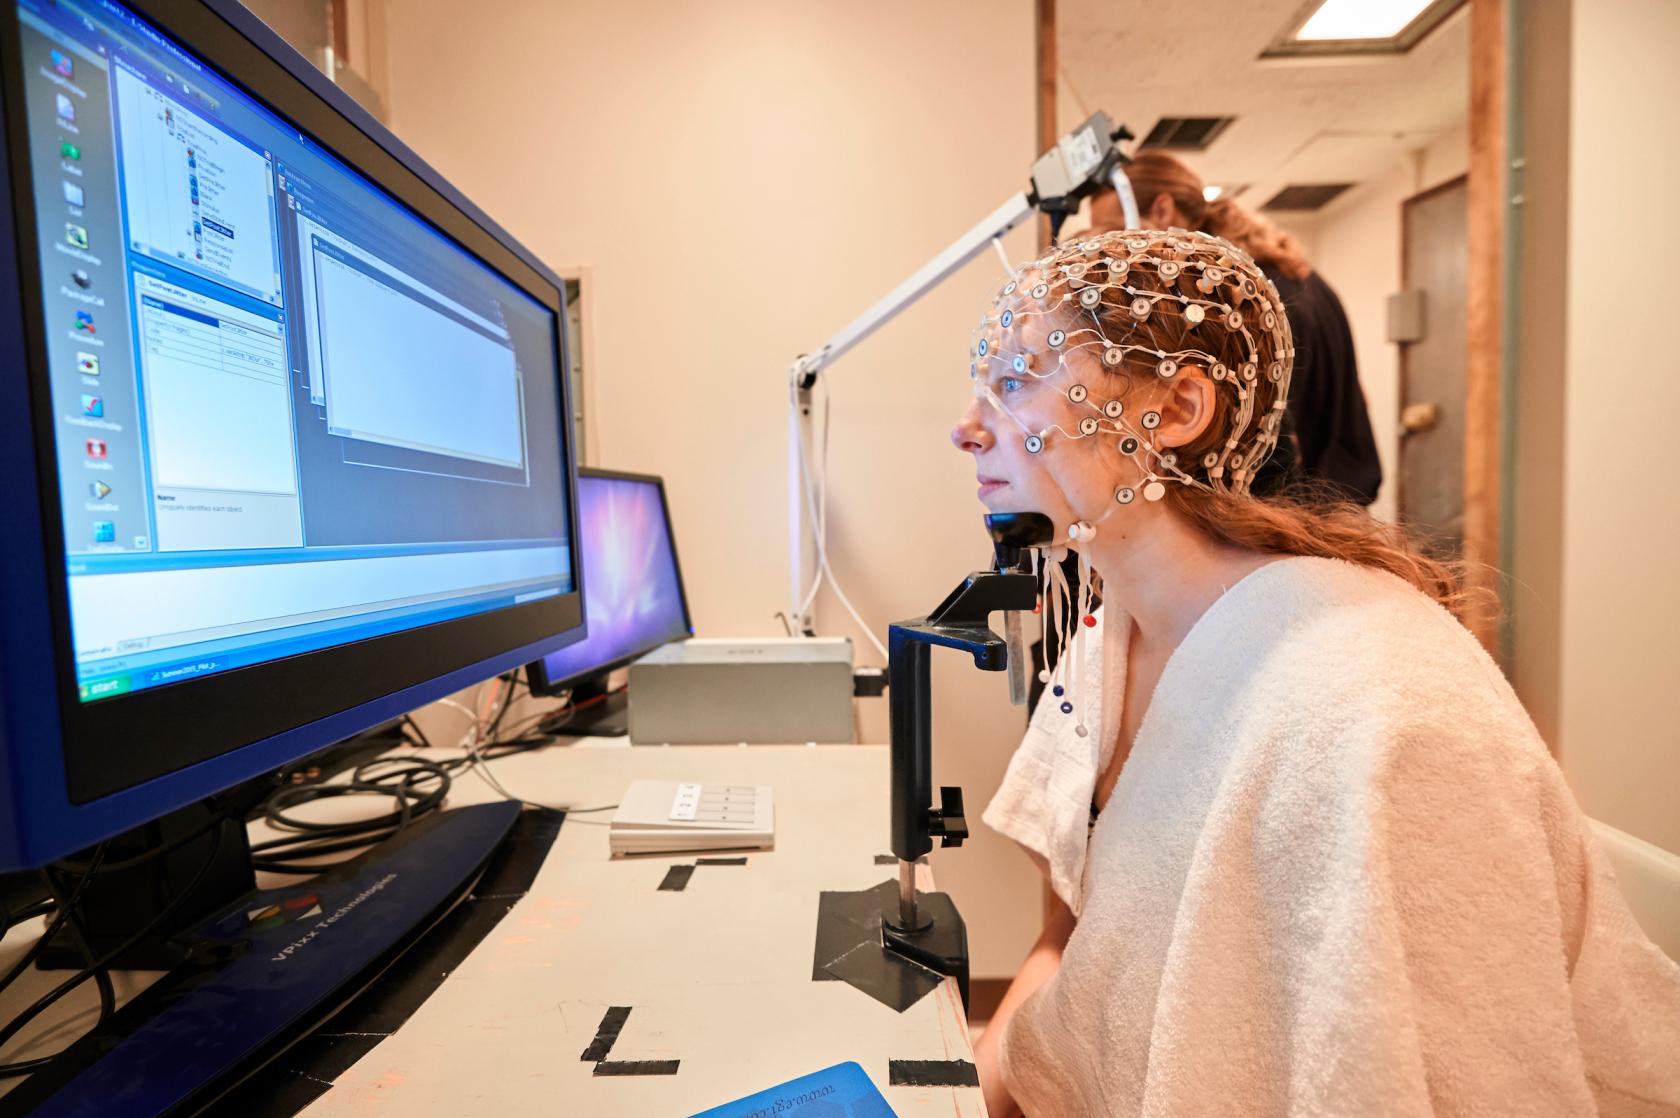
[982,556,1680,1116]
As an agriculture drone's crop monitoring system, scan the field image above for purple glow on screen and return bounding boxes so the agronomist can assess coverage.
[539,475,689,684]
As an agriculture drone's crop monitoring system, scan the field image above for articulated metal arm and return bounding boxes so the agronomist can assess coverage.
[786,114,1138,633]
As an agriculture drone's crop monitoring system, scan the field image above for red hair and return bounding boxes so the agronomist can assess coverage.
[1114,150,1313,281]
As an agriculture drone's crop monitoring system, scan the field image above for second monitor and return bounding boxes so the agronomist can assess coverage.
[528,468,691,735]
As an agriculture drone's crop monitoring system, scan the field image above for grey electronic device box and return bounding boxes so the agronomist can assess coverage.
[628,637,856,744]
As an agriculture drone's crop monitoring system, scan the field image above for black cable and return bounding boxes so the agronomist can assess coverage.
[4,870,126,1078]
[482,671,522,741]
[0,966,109,1079]
[478,735,553,762]
[258,766,447,839]
[400,713,433,751]
[248,830,403,873]
[52,808,233,878]
[267,756,448,823]
[0,844,108,1003]
[1,900,55,932]
[246,757,451,873]
[249,673,571,875]
[55,891,116,1029]
[0,827,223,1075]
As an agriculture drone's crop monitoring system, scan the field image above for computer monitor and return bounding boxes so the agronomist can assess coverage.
[527,468,691,735]
[0,0,586,871]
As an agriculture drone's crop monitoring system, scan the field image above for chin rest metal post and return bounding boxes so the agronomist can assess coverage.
[881,513,1054,1011]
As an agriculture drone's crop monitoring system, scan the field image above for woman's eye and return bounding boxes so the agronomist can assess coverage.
[1002,376,1024,393]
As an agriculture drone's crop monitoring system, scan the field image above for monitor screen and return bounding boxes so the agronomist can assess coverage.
[533,470,689,690]
[1,0,585,857]
[11,0,573,705]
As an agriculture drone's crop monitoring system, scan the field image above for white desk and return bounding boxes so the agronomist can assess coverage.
[301,741,980,1116]
[0,741,982,1116]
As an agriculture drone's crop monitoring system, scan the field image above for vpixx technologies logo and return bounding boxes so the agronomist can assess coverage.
[244,893,322,933]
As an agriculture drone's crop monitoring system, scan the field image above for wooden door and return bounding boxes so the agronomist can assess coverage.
[1398,175,1469,553]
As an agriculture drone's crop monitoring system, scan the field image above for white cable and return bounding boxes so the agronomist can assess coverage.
[431,697,482,749]
[789,234,1023,666]
[991,235,1012,270]
[790,387,824,622]
[792,376,890,663]
[794,381,829,620]
[462,696,614,814]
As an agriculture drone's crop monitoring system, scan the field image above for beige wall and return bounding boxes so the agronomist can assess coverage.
[1550,0,1680,855]
[381,0,1043,976]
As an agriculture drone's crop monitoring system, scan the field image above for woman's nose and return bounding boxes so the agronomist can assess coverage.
[951,397,992,453]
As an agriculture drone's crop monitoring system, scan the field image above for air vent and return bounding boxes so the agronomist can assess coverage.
[1139,116,1235,152]
[1262,183,1355,211]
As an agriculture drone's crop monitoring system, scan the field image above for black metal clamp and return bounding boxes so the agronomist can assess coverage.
[879,513,1053,1008]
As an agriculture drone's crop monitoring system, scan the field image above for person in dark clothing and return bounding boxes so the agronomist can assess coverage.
[1089,150,1383,505]
[1251,265,1383,503]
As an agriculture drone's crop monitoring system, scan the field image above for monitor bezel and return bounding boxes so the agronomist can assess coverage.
[527,468,693,697]
[0,0,588,867]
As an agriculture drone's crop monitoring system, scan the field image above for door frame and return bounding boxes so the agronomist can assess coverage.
[1464,0,1508,652]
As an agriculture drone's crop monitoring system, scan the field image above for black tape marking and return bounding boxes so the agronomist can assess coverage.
[873,854,927,865]
[813,881,947,1013]
[825,939,941,1012]
[579,1006,681,1076]
[696,856,748,866]
[580,1006,631,1062]
[594,1060,681,1077]
[888,1059,980,1087]
[657,864,696,891]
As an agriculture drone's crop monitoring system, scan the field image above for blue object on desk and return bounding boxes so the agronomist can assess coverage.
[690,1060,896,1117]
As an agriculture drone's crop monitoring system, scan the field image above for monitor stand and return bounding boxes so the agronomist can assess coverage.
[5,800,521,1116]
[546,676,629,738]
[33,720,413,972]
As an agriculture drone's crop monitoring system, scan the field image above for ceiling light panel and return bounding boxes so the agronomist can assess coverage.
[1297,0,1434,41]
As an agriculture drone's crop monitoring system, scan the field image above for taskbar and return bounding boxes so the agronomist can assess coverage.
[75,578,566,702]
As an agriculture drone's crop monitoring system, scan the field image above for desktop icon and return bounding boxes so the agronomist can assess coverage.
[60,141,80,161]
[70,269,91,289]
[74,310,95,333]
[77,352,99,376]
[89,481,111,500]
[65,223,88,249]
[55,93,74,122]
[51,48,73,78]
[92,521,114,544]
[80,394,102,417]
[62,181,85,207]
[85,438,106,459]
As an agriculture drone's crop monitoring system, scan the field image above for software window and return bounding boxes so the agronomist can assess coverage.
[114,66,281,304]
[133,272,302,552]
[310,235,526,469]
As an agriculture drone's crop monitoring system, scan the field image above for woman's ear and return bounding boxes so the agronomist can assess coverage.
[1146,191,1177,228]
[1153,366,1216,448]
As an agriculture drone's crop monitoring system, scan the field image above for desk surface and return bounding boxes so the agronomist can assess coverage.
[283,742,982,1117]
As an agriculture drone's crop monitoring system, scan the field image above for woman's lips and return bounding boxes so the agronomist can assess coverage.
[977,478,1008,498]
